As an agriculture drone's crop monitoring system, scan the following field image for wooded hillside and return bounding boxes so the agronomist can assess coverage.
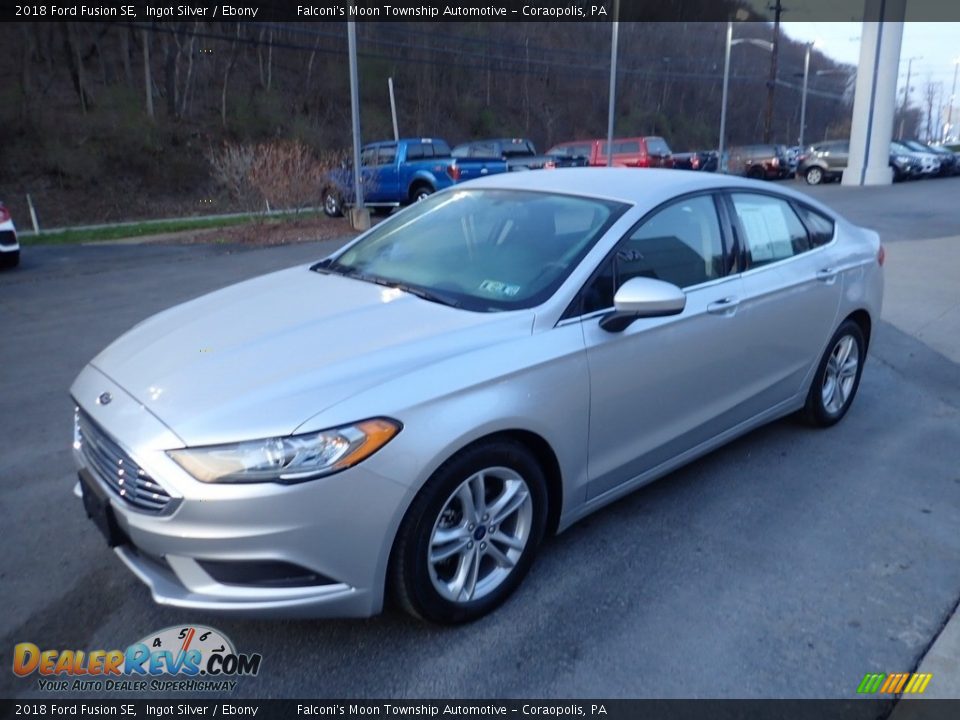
[3,19,904,228]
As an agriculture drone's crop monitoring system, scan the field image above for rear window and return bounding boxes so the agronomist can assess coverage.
[550,144,591,158]
[795,205,835,247]
[645,137,672,155]
[430,140,452,158]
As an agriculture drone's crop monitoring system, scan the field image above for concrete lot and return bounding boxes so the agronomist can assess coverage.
[1,177,958,700]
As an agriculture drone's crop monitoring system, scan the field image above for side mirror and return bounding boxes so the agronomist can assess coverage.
[600,277,686,333]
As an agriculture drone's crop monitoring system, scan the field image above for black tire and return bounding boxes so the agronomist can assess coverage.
[390,439,548,624]
[747,166,765,180]
[805,166,825,185]
[802,319,866,427]
[409,184,434,204]
[0,250,19,269]
[322,188,344,218]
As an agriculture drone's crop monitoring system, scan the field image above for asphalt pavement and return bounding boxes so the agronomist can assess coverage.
[1,177,959,700]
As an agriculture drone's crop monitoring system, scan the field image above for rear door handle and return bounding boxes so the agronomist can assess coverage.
[816,268,838,283]
[707,296,740,315]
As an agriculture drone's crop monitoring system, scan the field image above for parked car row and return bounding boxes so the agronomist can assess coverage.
[322,135,681,217]
[321,132,960,218]
[798,138,960,185]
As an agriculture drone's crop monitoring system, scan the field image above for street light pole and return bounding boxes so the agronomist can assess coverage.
[799,42,812,150]
[718,25,773,174]
[718,21,732,173]
[605,0,620,167]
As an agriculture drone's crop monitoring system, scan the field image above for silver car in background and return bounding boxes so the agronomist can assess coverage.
[71,169,883,623]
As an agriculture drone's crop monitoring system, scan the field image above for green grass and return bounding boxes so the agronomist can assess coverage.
[21,211,322,246]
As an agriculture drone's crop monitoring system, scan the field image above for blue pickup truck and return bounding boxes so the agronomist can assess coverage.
[322,138,508,217]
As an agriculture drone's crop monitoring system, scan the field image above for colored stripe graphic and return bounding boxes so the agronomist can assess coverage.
[858,672,932,694]
[858,673,886,694]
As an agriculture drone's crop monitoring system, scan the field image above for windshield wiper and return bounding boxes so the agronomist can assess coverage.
[313,263,460,308]
[374,279,461,308]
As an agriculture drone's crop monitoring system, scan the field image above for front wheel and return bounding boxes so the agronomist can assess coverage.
[803,320,866,427]
[322,189,344,218]
[805,166,824,185]
[390,440,547,624]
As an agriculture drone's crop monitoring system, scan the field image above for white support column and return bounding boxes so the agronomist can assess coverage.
[842,0,906,186]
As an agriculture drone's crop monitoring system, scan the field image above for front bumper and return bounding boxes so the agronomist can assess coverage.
[71,365,410,618]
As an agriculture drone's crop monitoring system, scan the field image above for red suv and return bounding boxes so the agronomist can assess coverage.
[547,136,674,168]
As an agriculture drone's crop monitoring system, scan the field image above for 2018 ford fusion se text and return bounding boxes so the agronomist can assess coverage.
[71,169,883,623]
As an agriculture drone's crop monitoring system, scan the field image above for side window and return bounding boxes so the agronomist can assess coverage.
[360,147,377,166]
[377,145,397,165]
[582,195,725,314]
[731,193,811,267]
[795,205,835,247]
[410,144,428,160]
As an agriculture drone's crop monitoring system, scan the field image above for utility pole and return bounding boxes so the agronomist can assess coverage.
[898,55,921,139]
[947,59,959,141]
[763,0,783,143]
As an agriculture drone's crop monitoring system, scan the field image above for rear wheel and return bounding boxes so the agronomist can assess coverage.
[803,320,865,427]
[390,439,547,624]
[322,189,344,218]
[805,166,824,185]
[747,166,765,180]
[409,184,434,204]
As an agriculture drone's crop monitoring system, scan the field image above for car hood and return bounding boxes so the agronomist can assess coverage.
[90,266,534,446]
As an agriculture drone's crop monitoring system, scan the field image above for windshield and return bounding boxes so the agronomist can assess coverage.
[322,189,628,312]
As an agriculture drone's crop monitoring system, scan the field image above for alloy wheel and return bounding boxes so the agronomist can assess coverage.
[427,467,533,603]
[821,334,860,415]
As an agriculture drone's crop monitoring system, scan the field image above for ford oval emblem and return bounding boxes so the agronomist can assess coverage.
[97,392,113,406]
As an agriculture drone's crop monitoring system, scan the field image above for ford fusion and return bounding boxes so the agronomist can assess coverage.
[71,169,883,623]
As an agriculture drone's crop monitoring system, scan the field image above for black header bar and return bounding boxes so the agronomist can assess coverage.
[3,699,960,720]
[4,0,960,22]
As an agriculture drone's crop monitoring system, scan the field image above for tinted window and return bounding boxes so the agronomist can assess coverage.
[646,137,671,155]
[471,143,498,158]
[430,141,452,158]
[795,205,835,247]
[583,195,725,313]
[731,193,810,267]
[377,145,397,165]
[556,144,592,158]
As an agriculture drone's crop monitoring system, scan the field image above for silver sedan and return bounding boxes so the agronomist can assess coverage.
[71,169,883,623]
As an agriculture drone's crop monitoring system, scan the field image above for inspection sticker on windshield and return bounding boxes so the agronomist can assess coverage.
[479,280,521,297]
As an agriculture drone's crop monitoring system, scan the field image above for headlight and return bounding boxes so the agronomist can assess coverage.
[167,418,401,484]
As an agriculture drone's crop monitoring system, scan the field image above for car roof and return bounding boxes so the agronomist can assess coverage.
[458,167,837,215]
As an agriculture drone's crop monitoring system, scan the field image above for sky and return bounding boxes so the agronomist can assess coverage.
[780,21,960,107]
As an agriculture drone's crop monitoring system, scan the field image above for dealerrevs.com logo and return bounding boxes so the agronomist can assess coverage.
[13,625,262,692]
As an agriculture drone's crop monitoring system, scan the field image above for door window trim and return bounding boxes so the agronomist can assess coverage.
[559,190,735,323]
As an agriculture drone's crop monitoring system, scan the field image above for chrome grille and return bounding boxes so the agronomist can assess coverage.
[75,409,173,513]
